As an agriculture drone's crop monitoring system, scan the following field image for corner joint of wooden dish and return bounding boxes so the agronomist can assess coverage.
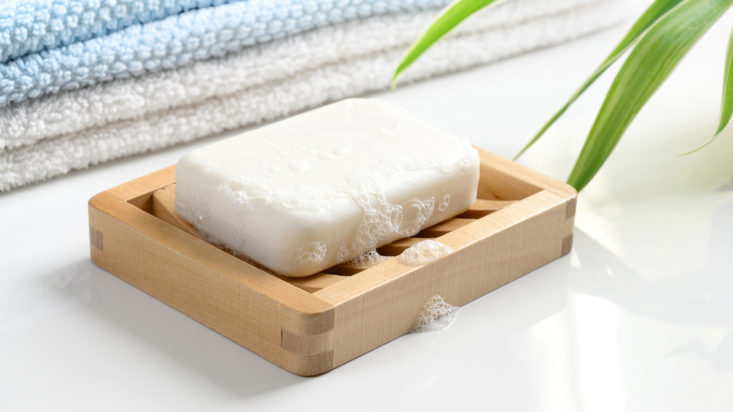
[280,308,336,376]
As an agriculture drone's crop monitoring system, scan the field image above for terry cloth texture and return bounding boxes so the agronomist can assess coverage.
[0,0,632,190]
[0,0,506,106]
[0,0,249,63]
[0,0,623,107]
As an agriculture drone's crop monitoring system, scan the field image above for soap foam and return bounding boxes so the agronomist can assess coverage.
[438,193,451,212]
[410,295,460,333]
[398,239,452,266]
[349,249,389,266]
[397,197,435,237]
[294,241,327,266]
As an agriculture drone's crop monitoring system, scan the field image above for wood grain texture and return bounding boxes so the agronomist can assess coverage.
[459,199,517,218]
[151,184,199,237]
[88,148,576,375]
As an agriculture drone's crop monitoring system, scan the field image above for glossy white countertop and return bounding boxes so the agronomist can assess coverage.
[2,14,733,411]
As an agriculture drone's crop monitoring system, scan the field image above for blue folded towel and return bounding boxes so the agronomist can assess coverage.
[0,0,450,107]
[0,0,247,63]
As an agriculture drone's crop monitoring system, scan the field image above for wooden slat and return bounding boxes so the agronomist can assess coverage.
[377,237,428,256]
[459,199,517,219]
[324,262,376,276]
[277,274,346,293]
[474,147,576,200]
[151,184,200,237]
[418,218,475,237]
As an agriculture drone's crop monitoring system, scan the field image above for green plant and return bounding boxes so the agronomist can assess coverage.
[393,0,733,191]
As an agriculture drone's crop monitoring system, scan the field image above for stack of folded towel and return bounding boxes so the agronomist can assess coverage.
[0,0,631,191]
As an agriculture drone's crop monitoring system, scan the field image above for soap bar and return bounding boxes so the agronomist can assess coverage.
[175,99,479,277]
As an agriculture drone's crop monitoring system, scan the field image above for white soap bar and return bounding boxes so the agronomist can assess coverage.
[175,99,479,277]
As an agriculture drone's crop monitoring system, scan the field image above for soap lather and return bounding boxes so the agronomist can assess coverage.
[175,98,480,277]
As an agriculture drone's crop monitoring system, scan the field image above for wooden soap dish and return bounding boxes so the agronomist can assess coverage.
[88,147,576,376]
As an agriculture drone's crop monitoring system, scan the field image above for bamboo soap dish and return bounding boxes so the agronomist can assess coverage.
[88,147,576,376]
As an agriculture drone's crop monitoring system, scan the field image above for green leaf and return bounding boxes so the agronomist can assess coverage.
[682,26,733,154]
[392,0,503,88]
[718,27,733,134]
[567,0,733,191]
[513,0,685,160]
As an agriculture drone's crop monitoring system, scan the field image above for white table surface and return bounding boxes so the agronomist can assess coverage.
[3,13,733,411]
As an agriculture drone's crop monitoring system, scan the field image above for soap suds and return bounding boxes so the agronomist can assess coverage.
[396,197,435,237]
[349,249,389,266]
[294,241,327,266]
[217,180,274,211]
[398,239,452,266]
[438,193,451,212]
[335,243,351,262]
[410,295,460,333]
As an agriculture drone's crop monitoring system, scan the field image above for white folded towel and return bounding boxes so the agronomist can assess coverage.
[0,0,631,191]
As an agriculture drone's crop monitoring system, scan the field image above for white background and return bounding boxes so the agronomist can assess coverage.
[2,11,733,411]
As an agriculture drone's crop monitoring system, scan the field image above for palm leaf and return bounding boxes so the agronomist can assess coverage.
[392,0,504,88]
[718,27,733,134]
[682,26,733,154]
[513,0,685,160]
[567,0,733,191]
